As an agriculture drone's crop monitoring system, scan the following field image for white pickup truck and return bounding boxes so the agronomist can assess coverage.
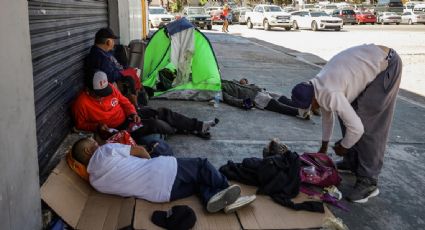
[245,4,292,31]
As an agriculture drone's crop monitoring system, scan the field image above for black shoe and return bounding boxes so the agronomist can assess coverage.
[347,177,379,203]
[336,160,353,173]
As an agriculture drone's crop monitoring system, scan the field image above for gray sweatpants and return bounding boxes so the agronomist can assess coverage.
[340,49,402,180]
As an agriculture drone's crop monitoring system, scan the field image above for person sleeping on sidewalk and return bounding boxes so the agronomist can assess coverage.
[72,71,219,144]
[71,137,256,213]
[221,78,314,119]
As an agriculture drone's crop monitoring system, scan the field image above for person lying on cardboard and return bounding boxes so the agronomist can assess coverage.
[221,78,312,119]
[71,137,256,213]
[72,71,219,142]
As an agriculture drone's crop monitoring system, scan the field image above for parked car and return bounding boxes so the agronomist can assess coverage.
[182,7,212,30]
[291,11,343,31]
[205,6,222,15]
[210,9,224,25]
[355,11,377,24]
[377,11,402,24]
[332,9,357,24]
[232,7,253,24]
[245,4,292,31]
[401,10,425,24]
[320,4,338,15]
[148,6,175,28]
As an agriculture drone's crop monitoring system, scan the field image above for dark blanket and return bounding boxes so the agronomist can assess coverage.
[219,152,324,213]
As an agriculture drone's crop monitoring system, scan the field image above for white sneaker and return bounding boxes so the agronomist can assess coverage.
[224,195,256,213]
[207,184,241,213]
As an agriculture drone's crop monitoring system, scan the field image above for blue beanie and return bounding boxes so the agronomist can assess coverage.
[291,82,314,109]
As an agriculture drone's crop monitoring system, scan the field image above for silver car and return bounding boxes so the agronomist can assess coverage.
[377,12,401,24]
[401,11,425,24]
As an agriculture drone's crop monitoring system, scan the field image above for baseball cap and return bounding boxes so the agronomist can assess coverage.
[90,71,112,97]
[291,82,314,109]
[95,28,119,43]
[151,205,197,230]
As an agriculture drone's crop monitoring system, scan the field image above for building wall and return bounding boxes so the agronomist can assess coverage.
[0,0,42,229]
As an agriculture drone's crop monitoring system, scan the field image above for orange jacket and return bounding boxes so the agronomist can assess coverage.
[72,84,137,131]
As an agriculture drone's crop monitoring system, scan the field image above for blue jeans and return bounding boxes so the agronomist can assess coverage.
[170,158,229,206]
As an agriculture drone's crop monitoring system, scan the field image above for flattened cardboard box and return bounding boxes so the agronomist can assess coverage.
[133,197,241,230]
[41,160,135,230]
[237,183,335,230]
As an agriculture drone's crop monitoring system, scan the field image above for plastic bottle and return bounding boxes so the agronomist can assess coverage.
[213,92,221,108]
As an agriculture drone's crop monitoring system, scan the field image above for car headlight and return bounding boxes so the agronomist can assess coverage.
[271,15,277,18]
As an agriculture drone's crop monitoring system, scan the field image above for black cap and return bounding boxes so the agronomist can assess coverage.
[95,28,119,43]
[151,205,197,230]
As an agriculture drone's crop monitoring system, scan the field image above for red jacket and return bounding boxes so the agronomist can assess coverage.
[72,84,137,131]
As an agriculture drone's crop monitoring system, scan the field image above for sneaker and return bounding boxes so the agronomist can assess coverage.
[347,177,379,203]
[336,160,353,174]
[207,184,241,213]
[297,108,311,120]
[224,195,256,213]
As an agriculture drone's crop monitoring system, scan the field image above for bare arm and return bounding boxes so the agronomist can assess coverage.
[130,146,151,159]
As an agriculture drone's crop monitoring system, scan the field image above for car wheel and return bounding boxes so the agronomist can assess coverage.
[293,20,299,30]
[247,19,253,29]
[335,27,341,31]
[207,25,212,30]
[408,19,413,25]
[285,27,291,31]
[371,22,375,25]
[311,21,318,31]
[264,19,270,31]
[396,22,400,25]
[351,22,356,25]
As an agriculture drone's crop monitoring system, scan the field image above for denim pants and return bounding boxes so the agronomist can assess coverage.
[340,49,402,180]
[170,158,229,206]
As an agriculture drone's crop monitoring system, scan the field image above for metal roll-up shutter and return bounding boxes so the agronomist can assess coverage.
[28,0,108,178]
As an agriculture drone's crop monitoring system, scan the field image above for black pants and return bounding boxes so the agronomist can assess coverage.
[170,158,229,206]
[264,97,298,116]
[121,107,203,142]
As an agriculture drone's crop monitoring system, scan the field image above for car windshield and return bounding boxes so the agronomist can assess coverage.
[414,11,425,14]
[264,6,282,12]
[304,4,315,9]
[188,8,205,14]
[325,5,337,9]
[149,8,166,14]
[385,12,397,15]
[311,11,329,17]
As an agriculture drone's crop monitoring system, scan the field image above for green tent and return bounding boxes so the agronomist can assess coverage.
[142,18,221,101]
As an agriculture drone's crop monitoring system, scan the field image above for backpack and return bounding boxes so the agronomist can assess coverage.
[299,152,341,187]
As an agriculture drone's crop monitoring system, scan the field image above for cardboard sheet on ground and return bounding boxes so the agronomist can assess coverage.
[40,160,135,230]
[237,183,334,230]
[133,196,241,230]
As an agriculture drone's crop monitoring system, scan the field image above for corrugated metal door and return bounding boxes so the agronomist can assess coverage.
[28,0,108,178]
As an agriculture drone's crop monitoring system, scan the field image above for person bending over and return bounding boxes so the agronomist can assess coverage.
[291,44,402,203]
[72,137,256,213]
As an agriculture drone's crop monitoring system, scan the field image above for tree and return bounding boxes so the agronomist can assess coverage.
[199,0,208,6]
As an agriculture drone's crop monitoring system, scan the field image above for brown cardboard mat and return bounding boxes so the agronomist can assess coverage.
[133,196,241,230]
[236,183,335,229]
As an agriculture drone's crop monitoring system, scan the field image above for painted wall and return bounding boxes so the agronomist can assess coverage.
[0,0,42,229]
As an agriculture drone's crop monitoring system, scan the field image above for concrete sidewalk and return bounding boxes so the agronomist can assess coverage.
[149,32,425,230]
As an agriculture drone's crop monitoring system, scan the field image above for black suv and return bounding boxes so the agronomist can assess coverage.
[332,9,357,25]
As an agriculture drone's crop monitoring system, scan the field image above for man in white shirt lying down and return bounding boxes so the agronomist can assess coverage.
[290,44,402,203]
[71,137,256,213]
